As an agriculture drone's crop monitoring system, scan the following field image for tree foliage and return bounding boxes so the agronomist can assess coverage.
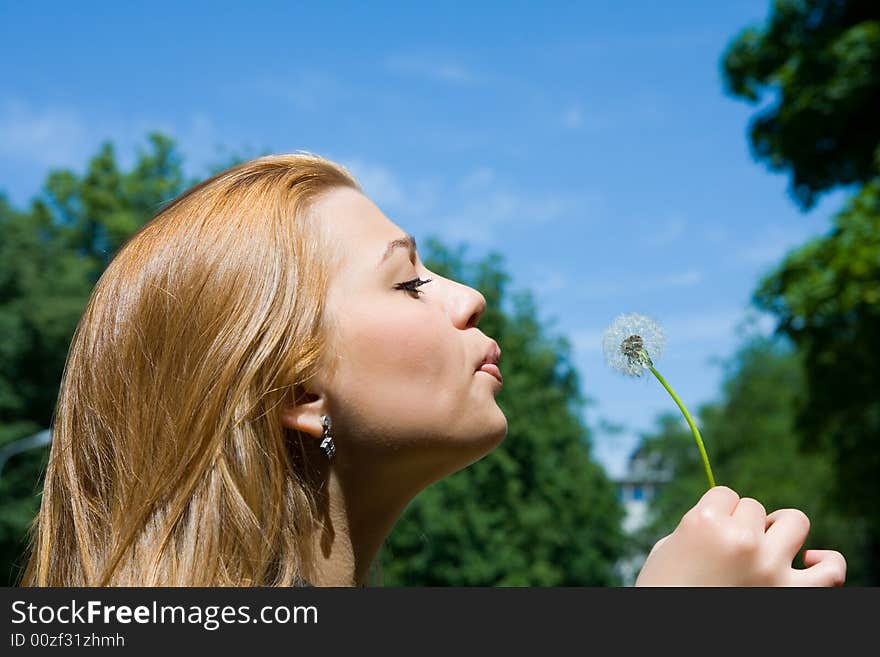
[722,0,880,209]
[722,0,880,583]
[751,179,880,581]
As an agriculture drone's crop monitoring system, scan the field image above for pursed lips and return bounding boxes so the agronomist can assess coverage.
[476,363,503,384]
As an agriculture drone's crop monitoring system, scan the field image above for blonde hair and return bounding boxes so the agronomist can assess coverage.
[19,152,361,586]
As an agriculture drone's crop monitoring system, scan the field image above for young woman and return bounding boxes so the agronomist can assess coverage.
[20,154,847,587]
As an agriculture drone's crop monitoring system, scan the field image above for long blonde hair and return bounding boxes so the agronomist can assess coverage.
[20,153,360,586]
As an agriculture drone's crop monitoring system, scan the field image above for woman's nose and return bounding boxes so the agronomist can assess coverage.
[456,283,487,329]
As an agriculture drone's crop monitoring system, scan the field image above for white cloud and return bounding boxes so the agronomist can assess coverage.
[245,72,354,111]
[729,224,803,267]
[340,158,405,207]
[96,111,227,181]
[446,167,606,244]
[656,269,703,287]
[385,56,478,84]
[0,96,239,202]
[642,214,687,246]
[323,160,599,246]
[562,105,584,129]
[660,307,744,343]
[571,276,627,302]
[326,157,598,251]
[525,266,572,297]
[701,223,729,243]
[559,104,609,132]
[336,156,440,220]
[459,166,495,192]
[439,190,583,246]
[0,98,90,168]
[554,265,704,303]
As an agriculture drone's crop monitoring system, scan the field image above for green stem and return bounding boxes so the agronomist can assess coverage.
[648,365,716,489]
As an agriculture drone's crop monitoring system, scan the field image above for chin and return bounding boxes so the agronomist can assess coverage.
[460,414,509,467]
[413,409,509,482]
[485,417,509,451]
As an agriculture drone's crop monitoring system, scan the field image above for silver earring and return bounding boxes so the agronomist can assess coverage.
[320,414,336,460]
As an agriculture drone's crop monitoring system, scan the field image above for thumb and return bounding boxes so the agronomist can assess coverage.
[788,549,847,587]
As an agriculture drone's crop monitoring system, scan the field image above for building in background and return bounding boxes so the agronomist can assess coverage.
[613,444,672,585]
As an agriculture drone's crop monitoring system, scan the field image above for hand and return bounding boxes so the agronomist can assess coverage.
[634,485,847,586]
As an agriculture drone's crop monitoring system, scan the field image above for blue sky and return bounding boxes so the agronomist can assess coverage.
[0,1,848,477]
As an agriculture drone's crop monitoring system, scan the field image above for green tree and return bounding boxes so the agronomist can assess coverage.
[723,0,880,582]
[752,180,880,582]
[381,238,626,585]
[722,0,880,209]
[633,335,870,584]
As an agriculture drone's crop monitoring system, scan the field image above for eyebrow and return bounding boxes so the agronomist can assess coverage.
[378,234,418,268]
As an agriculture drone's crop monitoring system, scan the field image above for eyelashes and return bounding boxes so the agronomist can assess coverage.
[394,277,433,296]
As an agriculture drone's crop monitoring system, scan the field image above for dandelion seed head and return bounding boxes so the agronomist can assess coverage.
[601,312,665,377]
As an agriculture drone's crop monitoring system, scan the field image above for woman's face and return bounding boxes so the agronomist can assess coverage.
[294,186,507,481]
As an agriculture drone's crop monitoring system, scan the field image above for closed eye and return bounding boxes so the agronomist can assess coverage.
[394,277,432,296]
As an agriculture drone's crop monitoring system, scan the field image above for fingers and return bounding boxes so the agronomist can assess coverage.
[695,485,740,517]
[731,497,766,532]
[788,549,847,587]
[765,508,811,564]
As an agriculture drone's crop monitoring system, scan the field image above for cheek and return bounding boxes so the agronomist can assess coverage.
[335,302,458,405]
[355,309,445,380]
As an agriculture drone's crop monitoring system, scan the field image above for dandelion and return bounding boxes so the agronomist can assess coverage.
[602,312,716,489]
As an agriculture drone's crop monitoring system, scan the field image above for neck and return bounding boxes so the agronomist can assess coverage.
[305,457,422,587]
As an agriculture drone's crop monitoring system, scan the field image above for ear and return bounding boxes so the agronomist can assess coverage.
[280,385,329,438]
